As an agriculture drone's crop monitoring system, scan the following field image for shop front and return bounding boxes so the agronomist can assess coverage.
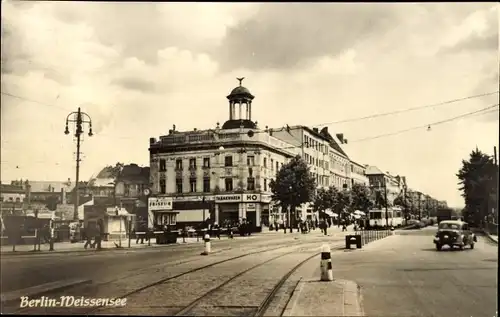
[214,193,272,232]
[171,195,215,229]
[148,197,177,230]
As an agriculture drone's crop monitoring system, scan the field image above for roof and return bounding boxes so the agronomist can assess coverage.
[349,159,366,169]
[221,119,257,130]
[0,184,25,194]
[226,86,255,100]
[439,220,466,225]
[364,165,385,175]
[318,127,348,158]
[27,181,74,193]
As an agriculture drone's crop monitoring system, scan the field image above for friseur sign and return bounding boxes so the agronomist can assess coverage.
[148,197,173,211]
[215,194,261,203]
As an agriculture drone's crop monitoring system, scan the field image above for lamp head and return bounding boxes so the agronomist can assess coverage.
[64,125,70,135]
[88,127,93,137]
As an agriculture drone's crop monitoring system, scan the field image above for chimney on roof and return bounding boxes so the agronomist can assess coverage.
[336,133,344,143]
[313,127,319,133]
[149,137,156,144]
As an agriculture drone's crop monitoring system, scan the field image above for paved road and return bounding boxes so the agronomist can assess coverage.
[1,228,343,295]
[332,226,498,317]
[0,232,312,293]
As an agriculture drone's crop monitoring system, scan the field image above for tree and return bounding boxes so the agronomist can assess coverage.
[334,189,351,220]
[349,183,373,212]
[312,186,336,220]
[46,195,59,212]
[457,148,497,226]
[372,188,390,209]
[269,155,316,232]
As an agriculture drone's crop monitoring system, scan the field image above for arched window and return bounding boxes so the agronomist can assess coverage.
[15,197,21,203]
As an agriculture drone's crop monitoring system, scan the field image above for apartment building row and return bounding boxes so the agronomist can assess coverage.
[147,79,377,231]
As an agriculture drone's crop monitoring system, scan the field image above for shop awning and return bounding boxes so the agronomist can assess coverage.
[324,209,337,217]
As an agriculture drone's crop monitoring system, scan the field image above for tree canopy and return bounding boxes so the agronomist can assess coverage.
[349,183,373,212]
[269,155,316,211]
[457,148,498,226]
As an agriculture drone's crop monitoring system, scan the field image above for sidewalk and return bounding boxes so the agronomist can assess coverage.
[278,237,364,316]
[0,237,208,255]
[282,279,364,316]
[0,230,295,256]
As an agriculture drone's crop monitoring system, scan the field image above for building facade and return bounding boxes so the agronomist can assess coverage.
[349,161,369,186]
[148,80,295,231]
[269,126,350,220]
[365,166,404,205]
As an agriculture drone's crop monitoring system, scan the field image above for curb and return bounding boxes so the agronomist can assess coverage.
[283,278,364,316]
[482,230,498,244]
[0,241,209,257]
[1,278,91,307]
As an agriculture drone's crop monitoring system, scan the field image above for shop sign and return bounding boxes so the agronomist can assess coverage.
[215,194,242,203]
[148,197,173,211]
[261,194,272,203]
[242,194,260,202]
[247,203,257,211]
[173,195,214,202]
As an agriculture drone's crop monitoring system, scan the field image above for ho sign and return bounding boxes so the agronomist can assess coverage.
[242,194,260,203]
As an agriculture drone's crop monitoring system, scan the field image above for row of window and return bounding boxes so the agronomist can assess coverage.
[0,196,23,202]
[158,177,270,194]
[159,156,285,172]
[304,135,328,154]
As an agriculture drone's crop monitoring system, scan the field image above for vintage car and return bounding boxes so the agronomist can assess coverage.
[433,220,477,251]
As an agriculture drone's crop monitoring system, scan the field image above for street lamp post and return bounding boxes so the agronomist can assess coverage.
[288,185,292,233]
[65,107,93,221]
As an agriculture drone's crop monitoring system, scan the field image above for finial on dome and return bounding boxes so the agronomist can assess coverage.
[236,77,245,86]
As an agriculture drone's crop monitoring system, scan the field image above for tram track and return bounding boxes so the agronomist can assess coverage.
[89,241,343,316]
[171,244,343,317]
[12,237,334,315]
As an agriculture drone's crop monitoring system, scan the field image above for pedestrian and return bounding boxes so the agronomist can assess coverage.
[82,226,92,249]
[227,222,234,239]
[214,223,221,239]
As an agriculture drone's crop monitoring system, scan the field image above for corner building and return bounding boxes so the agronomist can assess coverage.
[148,80,295,232]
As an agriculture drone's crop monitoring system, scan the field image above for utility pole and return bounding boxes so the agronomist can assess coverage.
[384,177,389,227]
[403,183,408,226]
[494,146,497,165]
[65,107,93,221]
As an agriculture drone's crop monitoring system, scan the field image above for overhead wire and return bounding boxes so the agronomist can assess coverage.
[2,90,498,143]
[314,91,499,127]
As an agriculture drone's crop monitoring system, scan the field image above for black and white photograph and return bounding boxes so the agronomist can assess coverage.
[1,2,498,316]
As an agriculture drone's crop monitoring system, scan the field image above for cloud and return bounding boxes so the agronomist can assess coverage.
[47,2,257,65]
[440,5,498,54]
[215,3,404,71]
[111,77,156,93]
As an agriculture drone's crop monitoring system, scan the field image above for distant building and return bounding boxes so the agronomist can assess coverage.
[148,79,295,231]
[364,166,404,205]
[0,183,26,215]
[349,161,369,186]
[78,163,149,227]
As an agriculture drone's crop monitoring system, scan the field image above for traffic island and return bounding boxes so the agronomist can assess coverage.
[282,279,364,316]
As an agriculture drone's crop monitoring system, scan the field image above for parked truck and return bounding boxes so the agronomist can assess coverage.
[436,208,453,224]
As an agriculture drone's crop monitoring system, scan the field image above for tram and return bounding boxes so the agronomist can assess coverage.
[368,207,404,228]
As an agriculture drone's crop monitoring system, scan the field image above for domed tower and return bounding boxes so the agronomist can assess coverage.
[222,77,256,129]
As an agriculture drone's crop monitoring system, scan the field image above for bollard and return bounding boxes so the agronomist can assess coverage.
[320,244,333,281]
[201,234,211,255]
[390,227,395,236]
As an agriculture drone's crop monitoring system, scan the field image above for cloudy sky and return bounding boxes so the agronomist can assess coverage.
[1,2,498,207]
